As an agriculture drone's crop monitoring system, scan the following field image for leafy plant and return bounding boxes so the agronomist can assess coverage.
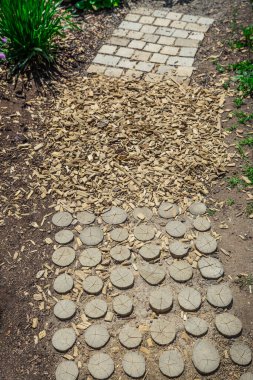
[246,201,253,216]
[234,97,244,108]
[231,60,253,97]
[227,176,243,188]
[244,166,253,184]
[0,0,75,78]
[233,110,253,124]
[75,0,120,10]
[227,198,235,206]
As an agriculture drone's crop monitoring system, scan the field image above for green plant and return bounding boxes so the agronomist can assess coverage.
[223,80,230,90]
[215,62,225,73]
[227,124,238,132]
[206,208,216,216]
[227,176,243,188]
[234,97,244,108]
[236,273,253,289]
[244,166,253,184]
[227,198,235,206]
[0,0,75,78]
[233,110,253,124]
[246,201,253,216]
[75,0,120,10]
[231,60,253,97]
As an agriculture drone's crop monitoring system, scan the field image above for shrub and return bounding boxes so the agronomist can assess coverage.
[75,0,120,11]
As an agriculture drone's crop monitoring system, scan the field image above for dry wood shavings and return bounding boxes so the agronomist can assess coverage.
[31,76,230,210]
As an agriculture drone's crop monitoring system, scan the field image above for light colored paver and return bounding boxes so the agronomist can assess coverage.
[169,240,189,258]
[52,212,72,227]
[88,353,114,380]
[93,54,120,67]
[110,227,128,242]
[52,328,76,352]
[99,45,117,55]
[79,248,102,267]
[150,53,168,64]
[108,37,130,47]
[180,47,198,57]
[144,43,162,53]
[53,273,74,294]
[52,247,75,267]
[172,29,189,39]
[104,68,124,78]
[139,16,155,25]
[240,373,253,380]
[189,202,207,215]
[134,224,155,241]
[132,50,151,61]
[119,325,142,348]
[55,361,79,380]
[195,233,217,254]
[76,211,96,225]
[215,313,242,337]
[230,343,252,366]
[122,352,146,378]
[129,39,146,50]
[167,56,194,66]
[55,230,74,245]
[139,244,160,261]
[139,263,166,285]
[116,47,134,58]
[185,317,208,337]
[119,21,142,31]
[143,33,159,43]
[206,284,233,308]
[178,287,201,311]
[135,61,154,72]
[133,206,153,221]
[84,299,107,319]
[102,206,127,224]
[83,275,103,295]
[157,36,175,45]
[151,319,176,345]
[161,45,179,55]
[84,325,110,349]
[154,18,171,27]
[117,58,136,69]
[54,300,76,320]
[110,245,131,262]
[198,257,224,279]
[159,350,185,378]
[110,267,134,289]
[149,286,173,313]
[192,339,220,374]
[80,226,104,246]
[193,216,211,231]
[156,27,175,37]
[113,294,133,317]
[169,260,193,282]
[166,221,186,238]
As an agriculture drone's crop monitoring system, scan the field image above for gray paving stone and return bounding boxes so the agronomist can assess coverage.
[198,16,214,25]
[152,10,169,18]
[110,227,128,242]
[87,64,106,74]
[195,233,217,254]
[84,324,110,349]
[110,245,131,262]
[52,328,76,352]
[173,29,189,38]
[169,260,193,282]
[93,54,120,67]
[240,373,253,380]
[112,28,128,37]
[175,38,199,47]
[143,33,159,43]
[156,65,176,75]
[83,275,103,294]
[122,352,146,378]
[206,284,233,308]
[193,216,211,232]
[88,353,114,380]
[79,248,102,267]
[167,56,194,66]
[116,47,134,58]
[140,24,157,34]
[119,21,142,31]
[104,67,123,77]
[178,287,201,311]
[149,286,173,313]
[117,58,136,69]
[133,206,153,221]
[139,263,166,285]
[110,267,134,289]
[139,16,155,24]
[153,18,171,27]
[55,230,74,245]
[108,36,130,47]
[161,45,179,55]
[151,319,176,345]
[76,211,95,225]
[182,15,199,23]
[176,66,194,77]
[102,206,127,224]
[127,30,144,40]
[134,224,155,241]
[169,240,190,258]
[85,299,107,319]
[180,47,198,57]
[132,50,151,62]
[54,300,76,320]
[156,27,175,37]
[52,247,76,267]
[166,12,183,21]
[128,39,146,50]
[158,202,179,218]
[125,69,143,79]
[125,14,140,22]
[132,7,153,16]
[157,36,175,45]
[215,313,242,337]
[150,53,168,64]
[53,273,74,294]
[144,43,162,53]
[166,220,186,238]
[159,350,185,377]
[119,325,142,348]
[113,294,133,316]
[139,244,160,261]
[185,22,209,33]
[55,361,79,380]
[171,20,187,29]
[189,32,205,41]
[185,317,208,337]
[52,212,73,227]
[80,226,104,246]
[230,343,252,366]
[192,339,220,374]
[98,44,117,55]
[144,73,164,82]
[189,201,207,215]
[198,257,224,279]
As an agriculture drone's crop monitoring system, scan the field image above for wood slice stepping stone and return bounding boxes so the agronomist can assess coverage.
[139,263,166,285]
[134,224,155,241]
[158,202,179,219]
[80,226,104,246]
[119,325,142,349]
[230,343,252,366]
[102,206,127,225]
[192,339,220,374]
[215,313,242,337]
[110,267,134,289]
[110,227,128,242]
[122,352,146,378]
[53,273,74,294]
[198,257,224,279]
[52,212,73,227]
[84,325,110,349]
[193,217,211,232]
[189,202,207,216]
[55,230,74,245]
[54,300,76,320]
[133,207,153,221]
[55,361,79,380]
[169,241,189,259]
[195,233,217,254]
[88,353,114,380]
[159,350,185,378]
[110,246,131,262]
[178,287,201,311]
[76,211,95,225]
[240,373,253,380]
[139,244,160,261]
[150,319,176,345]
[79,248,102,267]
[169,260,193,282]
[166,221,186,238]
[185,317,208,337]
[52,328,76,352]
[113,294,133,317]
[206,284,233,308]
[52,247,76,267]
[83,275,103,295]
[84,299,107,319]
[149,287,173,313]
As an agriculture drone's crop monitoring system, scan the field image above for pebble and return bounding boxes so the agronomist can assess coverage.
[150,319,176,345]
[84,299,108,319]
[192,339,220,374]
[53,273,74,294]
[134,224,155,241]
[139,263,166,285]
[83,275,103,295]
[240,373,253,380]
[112,294,133,317]
[169,260,193,282]
[119,325,142,349]
[80,226,104,246]
[110,227,128,242]
[102,206,127,224]
[84,325,110,349]
[215,313,242,337]
[158,202,179,218]
[55,361,79,380]
[79,248,102,267]
[206,284,233,308]
[110,267,134,289]
[166,221,186,238]
[198,256,224,279]
[52,328,76,352]
[139,244,160,261]
[52,212,73,227]
[169,240,189,259]
[185,317,208,337]
[88,353,114,380]
[133,207,153,221]
[178,287,201,311]
[195,233,217,254]
[159,349,185,377]
[110,246,131,262]
[149,286,173,313]
[52,247,76,267]
[193,217,211,232]
[54,300,76,320]
[230,343,252,366]
[76,211,95,225]
[189,202,207,216]
[122,352,146,378]
[55,230,74,245]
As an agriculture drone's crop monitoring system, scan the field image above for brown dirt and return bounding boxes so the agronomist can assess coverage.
[0,1,252,380]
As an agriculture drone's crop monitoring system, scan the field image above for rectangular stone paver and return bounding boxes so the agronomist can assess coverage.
[93,54,120,66]
[116,47,134,58]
